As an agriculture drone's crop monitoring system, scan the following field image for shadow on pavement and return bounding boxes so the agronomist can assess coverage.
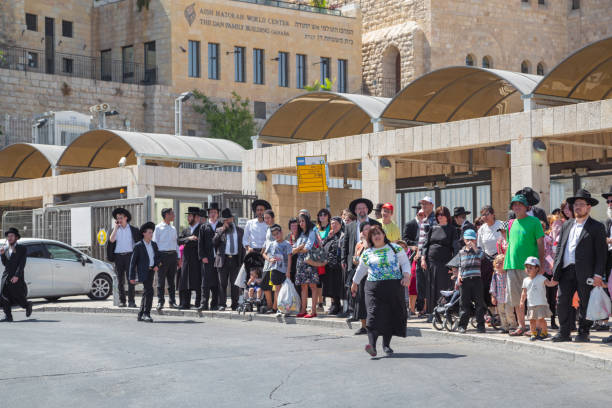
[153,320,203,324]
[373,352,466,360]
[11,319,61,323]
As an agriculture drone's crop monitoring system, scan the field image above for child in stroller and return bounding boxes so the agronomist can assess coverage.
[237,251,269,314]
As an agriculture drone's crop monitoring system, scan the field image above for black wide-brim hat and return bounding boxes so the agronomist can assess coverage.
[567,189,599,206]
[602,186,612,199]
[515,187,540,206]
[139,221,156,234]
[349,198,373,215]
[251,199,271,213]
[112,207,132,222]
[221,208,235,219]
[185,206,201,215]
[452,206,471,217]
[4,227,20,239]
[199,209,208,218]
[207,202,220,212]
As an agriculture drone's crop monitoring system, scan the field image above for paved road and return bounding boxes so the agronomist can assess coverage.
[0,312,608,408]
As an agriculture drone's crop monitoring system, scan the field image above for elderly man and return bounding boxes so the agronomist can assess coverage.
[1,228,32,322]
[552,189,607,343]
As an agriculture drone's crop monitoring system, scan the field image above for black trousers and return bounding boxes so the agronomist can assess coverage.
[415,262,427,312]
[544,274,557,317]
[115,253,135,303]
[557,265,592,337]
[458,276,485,329]
[202,266,219,310]
[157,252,177,304]
[218,256,240,308]
[139,271,154,316]
[1,282,29,319]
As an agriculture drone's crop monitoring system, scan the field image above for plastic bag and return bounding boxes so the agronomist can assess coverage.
[234,264,246,289]
[586,286,612,321]
[277,279,300,315]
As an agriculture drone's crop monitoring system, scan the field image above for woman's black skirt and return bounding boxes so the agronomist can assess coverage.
[365,279,407,337]
[322,264,343,299]
[354,276,368,320]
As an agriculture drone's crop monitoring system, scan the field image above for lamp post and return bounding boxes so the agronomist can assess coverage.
[175,91,193,136]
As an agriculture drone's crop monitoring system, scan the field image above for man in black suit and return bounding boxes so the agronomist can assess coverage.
[551,189,607,343]
[213,208,245,311]
[198,204,220,311]
[340,198,381,319]
[129,222,160,323]
[452,206,474,251]
[178,207,202,309]
[602,187,612,343]
[1,228,32,322]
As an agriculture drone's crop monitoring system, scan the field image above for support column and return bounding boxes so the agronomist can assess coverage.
[510,137,550,213]
[251,135,262,149]
[361,155,396,207]
[371,118,384,132]
[485,150,510,215]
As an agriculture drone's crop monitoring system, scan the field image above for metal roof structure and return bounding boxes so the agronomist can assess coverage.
[381,66,542,125]
[258,92,391,143]
[532,36,612,102]
[0,143,65,179]
[56,130,245,170]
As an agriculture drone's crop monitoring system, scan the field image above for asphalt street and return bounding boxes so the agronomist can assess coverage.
[0,311,609,408]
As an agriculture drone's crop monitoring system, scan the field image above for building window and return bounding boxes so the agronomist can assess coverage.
[537,62,545,75]
[188,40,200,78]
[465,54,475,66]
[26,13,37,31]
[538,0,545,4]
[144,41,156,83]
[482,56,492,69]
[122,45,134,81]
[27,52,38,68]
[338,59,347,93]
[187,129,196,136]
[234,46,245,83]
[100,49,112,81]
[320,57,330,83]
[208,43,219,80]
[278,52,289,87]
[63,58,73,74]
[254,101,267,119]
[521,60,531,74]
[253,48,265,85]
[572,0,580,9]
[296,54,307,89]
[62,20,73,38]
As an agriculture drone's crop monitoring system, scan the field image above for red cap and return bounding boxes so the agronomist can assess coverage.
[382,203,394,212]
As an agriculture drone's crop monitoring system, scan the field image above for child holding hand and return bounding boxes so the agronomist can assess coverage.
[520,256,557,340]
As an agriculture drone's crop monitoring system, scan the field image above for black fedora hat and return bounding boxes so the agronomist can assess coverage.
[221,208,235,219]
[112,207,132,222]
[515,187,540,206]
[4,227,20,239]
[567,189,598,206]
[602,186,612,199]
[139,221,156,234]
[453,206,471,217]
[199,209,208,218]
[349,198,373,215]
[251,199,271,213]
[185,206,201,215]
[207,202,220,212]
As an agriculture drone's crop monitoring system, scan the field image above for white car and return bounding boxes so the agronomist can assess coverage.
[0,238,115,301]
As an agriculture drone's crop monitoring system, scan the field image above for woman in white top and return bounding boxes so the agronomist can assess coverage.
[476,205,503,309]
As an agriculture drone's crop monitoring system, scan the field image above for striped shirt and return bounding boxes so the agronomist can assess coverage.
[450,247,484,278]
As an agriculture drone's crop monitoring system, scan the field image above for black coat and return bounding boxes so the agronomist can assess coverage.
[107,225,142,262]
[1,244,28,300]
[129,240,161,283]
[552,217,607,283]
[606,218,612,281]
[198,222,218,288]
[179,224,202,290]
[402,218,420,247]
[213,224,245,268]
[341,218,381,272]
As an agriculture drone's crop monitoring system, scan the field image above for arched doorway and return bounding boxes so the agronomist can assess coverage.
[381,45,401,97]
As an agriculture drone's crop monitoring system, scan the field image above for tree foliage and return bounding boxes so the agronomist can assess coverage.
[191,90,256,149]
[304,77,335,92]
[310,0,329,8]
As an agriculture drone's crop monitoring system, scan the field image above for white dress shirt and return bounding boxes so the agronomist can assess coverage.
[153,221,179,258]
[243,218,268,249]
[114,224,134,253]
[225,228,239,255]
[563,219,585,268]
[477,220,503,256]
[209,219,220,230]
[189,223,198,234]
[143,240,155,267]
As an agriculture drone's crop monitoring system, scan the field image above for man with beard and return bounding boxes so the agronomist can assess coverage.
[198,203,220,311]
[1,228,32,322]
[214,208,245,311]
[602,187,612,343]
[177,207,202,309]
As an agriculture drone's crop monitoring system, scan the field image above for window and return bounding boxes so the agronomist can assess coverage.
[27,52,38,68]
[572,0,580,9]
[296,54,307,89]
[100,49,112,81]
[337,59,347,93]
[188,40,200,78]
[234,46,245,82]
[538,0,545,4]
[25,244,48,259]
[208,43,219,80]
[521,60,531,74]
[187,129,196,136]
[122,45,134,81]
[46,244,80,262]
[63,58,73,74]
[320,57,330,83]
[26,13,37,31]
[465,54,475,66]
[62,20,73,38]
[254,101,267,119]
[253,48,265,85]
[482,56,492,69]
[537,62,545,76]
[144,41,156,83]
[278,52,288,87]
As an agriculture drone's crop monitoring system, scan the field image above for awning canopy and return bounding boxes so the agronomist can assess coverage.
[56,130,245,170]
[258,92,390,143]
[532,36,612,102]
[381,66,542,125]
[0,143,65,179]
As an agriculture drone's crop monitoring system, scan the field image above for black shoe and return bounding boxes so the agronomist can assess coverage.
[137,313,143,321]
[178,305,191,310]
[476,327,486,334]
[354,327,367,335]
[593,323,610,332]
[0,316,13,322]
[194,303,201,309]
[573,334,590,343]
[602,335,612,344]
[218,306,226,311]
[552,334,572,343]
[128,302,137,308]
[458,327,467,334]
[328,305,340,315]
[118,302,127,308]
[383,346,394,356]
[550,320,559,330]
[156,303,163,311]
[336,311,349,318]
[231,305,238,311]
[143,314,154,323]
[426,315,433,323]
[25,302,33,317]
[168,301,177,308]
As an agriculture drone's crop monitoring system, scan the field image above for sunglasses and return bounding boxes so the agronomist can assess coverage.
[607,199,612,204]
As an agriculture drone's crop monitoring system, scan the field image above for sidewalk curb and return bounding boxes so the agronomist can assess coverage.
[35,305,612,370]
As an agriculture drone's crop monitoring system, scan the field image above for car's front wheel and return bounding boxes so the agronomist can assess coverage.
[88,274,112,300]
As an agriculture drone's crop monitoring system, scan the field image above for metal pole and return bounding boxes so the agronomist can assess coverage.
[325,159,330,210]
[178,101,183,136]
[174,99,179,136]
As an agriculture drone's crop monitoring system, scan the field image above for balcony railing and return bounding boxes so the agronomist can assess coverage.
[0,45,157,85]
[233,0,344,16]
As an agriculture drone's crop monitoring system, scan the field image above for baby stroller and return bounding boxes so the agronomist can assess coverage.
[432,290,460,331]
[237,251,268,314]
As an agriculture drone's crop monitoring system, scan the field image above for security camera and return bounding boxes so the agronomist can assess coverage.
[118,157,127,167]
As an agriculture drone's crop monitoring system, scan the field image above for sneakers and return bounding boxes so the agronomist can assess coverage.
[383,346,394,356]
[529,332,539,341]
[364,344,377,357]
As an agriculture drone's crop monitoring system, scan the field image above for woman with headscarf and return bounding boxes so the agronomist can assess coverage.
[293,213,319,318]
[322,216,344,315]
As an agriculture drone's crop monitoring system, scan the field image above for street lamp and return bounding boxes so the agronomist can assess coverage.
[175,91,193,136]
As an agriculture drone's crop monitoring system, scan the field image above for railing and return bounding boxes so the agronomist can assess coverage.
[358,77,401,98]
[0,114,34,147]
[233,0,344,16]
[0,45,157,85]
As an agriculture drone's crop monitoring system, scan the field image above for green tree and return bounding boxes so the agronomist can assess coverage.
[191,90,256,149]
[304,77,335,91]
[310,0,329,8]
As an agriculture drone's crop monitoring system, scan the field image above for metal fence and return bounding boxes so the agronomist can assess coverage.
[0,45,157,85]
[1,114,34,146]
[234,0,344,15]
[212,192,258,220]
